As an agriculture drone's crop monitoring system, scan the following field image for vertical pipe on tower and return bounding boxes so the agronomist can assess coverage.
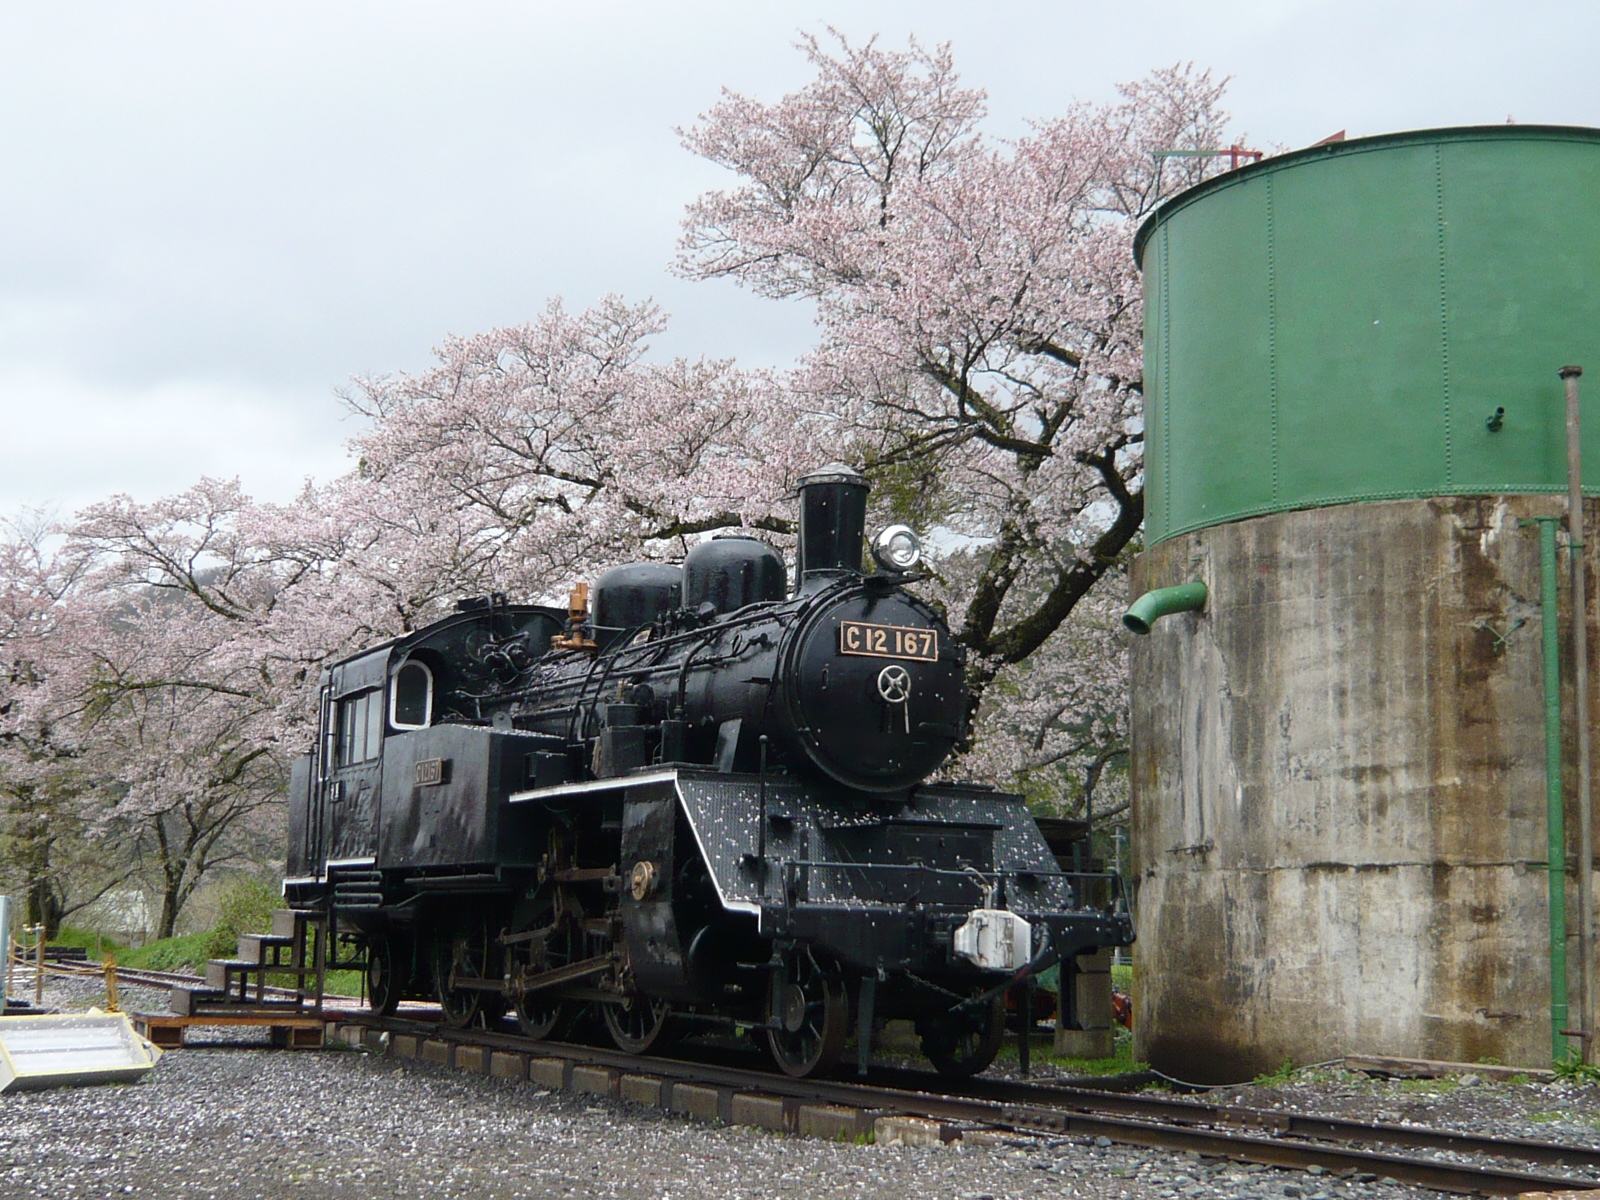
[1563,363,1595,1062]
[1531,514,1572,1062]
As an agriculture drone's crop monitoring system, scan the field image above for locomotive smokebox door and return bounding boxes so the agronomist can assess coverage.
[619,783,687,997]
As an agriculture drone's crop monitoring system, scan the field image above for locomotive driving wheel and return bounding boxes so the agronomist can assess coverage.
[918,990,1006,1078]
[365,935,402,1017]
[763,946,849,1078]
[434,927,491,1029]
[602,991,675,1054]
[514,922,574,1041]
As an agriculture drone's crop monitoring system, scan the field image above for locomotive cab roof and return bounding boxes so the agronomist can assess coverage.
[320,601,566,702]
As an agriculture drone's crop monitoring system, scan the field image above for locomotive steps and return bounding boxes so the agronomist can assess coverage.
[135,909,334,1048]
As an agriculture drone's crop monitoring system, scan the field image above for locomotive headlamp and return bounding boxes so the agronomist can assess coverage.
[872,525,922,572]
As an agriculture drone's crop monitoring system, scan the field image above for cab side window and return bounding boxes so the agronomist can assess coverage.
[390,660,433,730]
[337,689,384,766]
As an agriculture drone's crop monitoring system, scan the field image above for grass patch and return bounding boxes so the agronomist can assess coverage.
[1252,1058,1298,1086]
[117,932,215,972]
[108,930,363,998]
[51,926,126,955]
[996,1029,1144,1076]
[253,968,363,997]
[1554,1057,1600,1085]
[1527,1110,1600,1127]
[302,969,362,998]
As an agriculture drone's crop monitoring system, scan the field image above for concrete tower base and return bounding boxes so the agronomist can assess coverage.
[1130,495,1597,1082]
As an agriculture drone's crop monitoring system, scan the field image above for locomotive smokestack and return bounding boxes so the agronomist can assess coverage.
[796,463,869,589]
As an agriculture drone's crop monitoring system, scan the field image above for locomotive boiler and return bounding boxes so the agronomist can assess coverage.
[284,464,1132,1077]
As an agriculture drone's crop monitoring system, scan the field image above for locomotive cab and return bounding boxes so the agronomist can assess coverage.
[284,600,566,900]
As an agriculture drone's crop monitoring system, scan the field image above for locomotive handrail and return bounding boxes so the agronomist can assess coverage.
[476,603,781,710]
[775,857,1126,884]
[775,857,1129,914]
[468,576,870,718]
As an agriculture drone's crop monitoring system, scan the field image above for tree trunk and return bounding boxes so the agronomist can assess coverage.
[156,888,181,941]
[26,875,63,940]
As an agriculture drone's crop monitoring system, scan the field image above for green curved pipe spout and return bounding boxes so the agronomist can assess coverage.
[1123,581,1208,635]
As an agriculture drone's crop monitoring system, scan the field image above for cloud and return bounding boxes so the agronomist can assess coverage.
[0,1,1596,511]
[0,369,354,516]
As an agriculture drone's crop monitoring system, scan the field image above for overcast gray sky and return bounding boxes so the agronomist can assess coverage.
[2,1,1596,516]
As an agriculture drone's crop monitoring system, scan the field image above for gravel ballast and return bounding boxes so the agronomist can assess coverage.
[1,1048,1460,1200]
[2,973,1592,1199]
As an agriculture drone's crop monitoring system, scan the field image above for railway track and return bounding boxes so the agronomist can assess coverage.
[10,957,208,994]
[41,957,318,1002]
[338,1011,1600,1196]
[28,958,1593,1195]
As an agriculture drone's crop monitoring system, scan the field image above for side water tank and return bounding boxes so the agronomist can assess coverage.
[592,563,683,632]
[683,536,786,616]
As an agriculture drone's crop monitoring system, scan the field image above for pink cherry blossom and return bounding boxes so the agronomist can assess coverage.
[680,32,1235,819]
[0,40,1242,933]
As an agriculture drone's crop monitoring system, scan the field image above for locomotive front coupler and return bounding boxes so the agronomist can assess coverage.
[946,927,1060,1015]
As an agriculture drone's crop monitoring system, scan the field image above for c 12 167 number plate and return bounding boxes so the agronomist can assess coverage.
[838,621,938,661]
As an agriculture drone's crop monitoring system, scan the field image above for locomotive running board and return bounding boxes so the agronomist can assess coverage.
[507,769,680,804]
[509,768,1077,932]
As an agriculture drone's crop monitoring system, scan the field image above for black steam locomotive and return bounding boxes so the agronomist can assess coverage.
[284,464,1131,1077]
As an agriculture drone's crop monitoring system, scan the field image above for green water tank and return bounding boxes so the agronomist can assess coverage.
[1136,125,1600,545]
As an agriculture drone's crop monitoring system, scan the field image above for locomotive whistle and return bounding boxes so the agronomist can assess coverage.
[551,582,598,651]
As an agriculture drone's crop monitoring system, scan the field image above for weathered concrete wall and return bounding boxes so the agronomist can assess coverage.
[1130,495,1597,1082]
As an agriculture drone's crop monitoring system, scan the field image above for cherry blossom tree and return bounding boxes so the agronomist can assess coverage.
[0,514,129,935]
[37,482,300,936]
[0,37,1245,915]
[337,295,803,606]
[679,32,1235,813]
[959,568,1132,826]
[4,300,797,935]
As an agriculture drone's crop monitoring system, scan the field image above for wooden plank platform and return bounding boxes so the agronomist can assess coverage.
[1344,1054,1556,1083]
[132,1011,326,1049]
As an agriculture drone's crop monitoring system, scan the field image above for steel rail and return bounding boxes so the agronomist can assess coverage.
[869,1066,1600,1174]
[45,958,345,1003]
[37,959,206,989]
[343,1013,1600,1196]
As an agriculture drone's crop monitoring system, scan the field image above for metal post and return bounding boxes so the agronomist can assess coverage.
[314,913,327,1016]
[1018,979,1033,1077]
[0,895,10,1008]
[34,924,45,1007]
[1564,364,1595,1063]
[855,975,875,1077]
[1528,515,1570,1062]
